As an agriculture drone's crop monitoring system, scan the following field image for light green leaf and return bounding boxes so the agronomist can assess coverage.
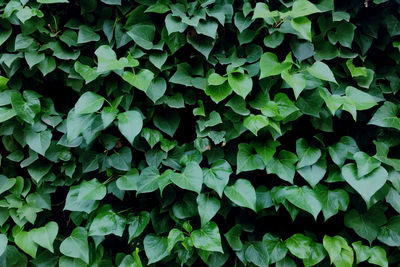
[314,184,349,221]
[95,45,128,73]
[368,102,400,131]
[354,151,381,177]
[77,25,100,44]
[197,194,220,226]
[0,234,7,256]
[260,52,291,79]
[203,160,232,197]
[121,69,154,92]
[31,221,58,253]
[191,222,223,253]
[291,0,321,18]
[26,130,52,156]
[144,234,169,264]
[224,179,256,211]
[228,71,253,99]
[74,62,99,84]
[296,138,321,168]
[170,162,203,193]
[285,186,322,219]
[15,230,38,258]
[243,114,269,136]
[323,235,354,267]
[0,107,16,123]
[59,227,89,264]
[74,92,104,115]
[307,61,337,83]
[237,143,266,174]
[291,17,312,41]
[77,178,106,201]
[345,86,377,110]
[342,163,388,202]
[266,150,298,183]
[117,111,143,144]
[127,23,155,50]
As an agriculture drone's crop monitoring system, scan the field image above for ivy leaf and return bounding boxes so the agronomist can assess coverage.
[243,114,269,136]
[127,23,155,50]
[31,221,58,253]
[121,69,154,92]
[197,194,220,227]
[14,231,38,258]
[77,25,100,43]
[191,222,223,253]
[25,130,52,156]
[307,61,337,83]
[377,216,400,247]
[237,143,266,174]
[344,207,387,244]
[224,179,256,211]
[328,136,359,167]
[117,111,143,144]
[291,17,312,41]
[285,186,322,219]
[224,225,243,251]
[291,0,321,18]
[345,86,377,111]
[245,241,270,267]
[95,45,128,73]
[170,162,203,193]
[342,163,388,203]
[167,229,184,252]
[323,235,354,267]
[0,234,7,256]
[296,138,321,168]
[314,184,349,221]
[260,52,291,78]
[228,71,252,99]
[77,178,107,201]
[354,151,381,177]
[368,102,400,131]
[203,160,232,197]
[74,92,104,115]
[74,62,98,84]
[266,150,298,183]
[153,110,180,137]
[143,234,169,264]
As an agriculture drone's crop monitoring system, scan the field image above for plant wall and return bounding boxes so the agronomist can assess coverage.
[0,0,399,266]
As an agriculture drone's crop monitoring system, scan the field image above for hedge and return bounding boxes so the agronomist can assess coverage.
[0,0,399,266]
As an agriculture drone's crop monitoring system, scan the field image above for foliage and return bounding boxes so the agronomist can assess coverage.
[0,0,399,266]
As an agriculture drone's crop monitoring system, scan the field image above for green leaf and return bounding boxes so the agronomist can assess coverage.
[25,130,52,156]
[377,216,400,246]
[314,184,349,221]
[243,115,269,136]
[291,17,312,41]
[170,162,203,193]
[88,206,126,236]
[74,62,99,84]
[228,71,253,99]
[153,110,180,137]
[369,102,400,131]
[74,92,104,115]
[58,257,86,267]
[237,143,266,174]
[127,23,155,50]
[307,61,337,83]
[291,0,321,18]
[342,163,388,202]
[14,230,38,258]
[345,86,377,110]
[144,234,169,264]
[95,45,128,73]
[285,233,312,259]
[128,211,150,242]
[197,194,220,226]
[121,69,154,92]
[296,138,321,168]
[354,151,381,177]
[285,186,322,219]
[31,221,58,253]
[260,52,291,79]
[323,235,354,267]
[117,111,143,144]
[344,207,387,244]
[0,107,16,123]
[328,136,359,166]
[205,82,232,103]
[0,234,7,256]
[10,91,36,124]
[77,25,100,43]
[224,225,243,251]
[77,178,106,201]
[281,70,306,99]
[191,222,223,253]
[37,0,69,3]
[245,241,270,266]
[224,179,256,211]
[167,229,184,252]
[59,227,89,264]
[203,160,232,197]
[266,150,298,183]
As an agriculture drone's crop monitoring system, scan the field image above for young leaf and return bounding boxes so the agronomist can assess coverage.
[224,179,256,211]
[59,227,89,264]
[117,111,143,144]
[191,222,223,253]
